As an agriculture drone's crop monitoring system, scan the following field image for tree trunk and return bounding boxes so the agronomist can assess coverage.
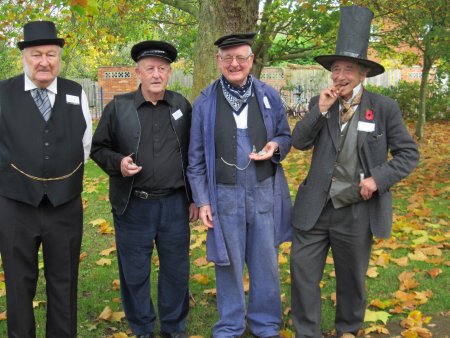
[415,54,432,140]
[191,0,259,99]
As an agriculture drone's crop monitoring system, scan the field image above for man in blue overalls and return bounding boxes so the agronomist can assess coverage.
[187,33,292,337]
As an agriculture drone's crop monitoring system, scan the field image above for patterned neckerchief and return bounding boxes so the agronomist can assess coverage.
[220,75,254,115]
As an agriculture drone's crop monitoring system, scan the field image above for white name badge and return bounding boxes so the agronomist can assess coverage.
[263,96,271,109]
[357,121,375,132]
[66,94,80,105]
[172,109,183,120]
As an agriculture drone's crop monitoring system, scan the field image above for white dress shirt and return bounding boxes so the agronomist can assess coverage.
[24,74,92,162]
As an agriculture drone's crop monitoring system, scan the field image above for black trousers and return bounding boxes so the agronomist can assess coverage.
[291,200,373,338]
[0,195,83,338]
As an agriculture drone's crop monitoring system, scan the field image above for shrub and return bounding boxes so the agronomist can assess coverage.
[365,80,449,121]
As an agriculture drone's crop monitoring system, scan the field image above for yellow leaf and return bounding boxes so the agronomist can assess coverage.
[364,309,391,324]
[203,288,217,296]
[191,273,210,285]
[193,256,209,267]
[112,333,129,338]
[279,329,294,338]
[0,311,7,321]
[278,253,288,264]
[392,256,409,266]
[364,324,390,334]
[33,300,46,308]
[366,267,379,278]
[98,306,112,320]
[408,251,427,261]
[96,258,112,266]
[100,245,116,256]
[90,218,107,226]
[110,311,125,322]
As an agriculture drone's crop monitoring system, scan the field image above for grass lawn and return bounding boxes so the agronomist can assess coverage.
[0,121,449,337]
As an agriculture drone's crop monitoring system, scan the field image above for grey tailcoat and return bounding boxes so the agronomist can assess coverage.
[292,89,419,238]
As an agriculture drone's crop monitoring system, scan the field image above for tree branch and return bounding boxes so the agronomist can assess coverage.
[158,0,199,19]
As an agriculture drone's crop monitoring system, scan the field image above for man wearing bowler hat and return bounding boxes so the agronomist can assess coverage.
[91,40,198,338]
[290,6,419,337]
[0,21,92,337]
[187,32,292,337]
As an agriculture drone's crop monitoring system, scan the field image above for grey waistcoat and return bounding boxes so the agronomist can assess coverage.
[329,110,364,208]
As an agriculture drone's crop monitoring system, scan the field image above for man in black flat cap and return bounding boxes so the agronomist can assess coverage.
[290,6,419,338]
[0,21,92,337]
[187,32,292,337]
[91,40,198,338]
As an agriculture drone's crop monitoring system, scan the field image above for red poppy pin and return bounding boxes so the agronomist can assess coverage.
[365,109,374,121]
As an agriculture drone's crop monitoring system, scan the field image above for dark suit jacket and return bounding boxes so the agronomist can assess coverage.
[292,89,419,238]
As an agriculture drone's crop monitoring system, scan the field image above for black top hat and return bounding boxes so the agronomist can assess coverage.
[214,32,256,48]
[314,6,384,77]
[131,41,177,63]
[17,21,65,50]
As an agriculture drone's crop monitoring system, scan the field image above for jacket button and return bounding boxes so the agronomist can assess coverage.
[44,142,49,146]
[44,156,50,160]
[44,129,49,133]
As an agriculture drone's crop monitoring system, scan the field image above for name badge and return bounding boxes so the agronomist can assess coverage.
[172,109,183,120]
[357,121,375,132]
[263,96,271,109]
[66,94,80,105]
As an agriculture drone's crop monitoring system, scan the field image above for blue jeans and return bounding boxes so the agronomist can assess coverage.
[113,190,190,335]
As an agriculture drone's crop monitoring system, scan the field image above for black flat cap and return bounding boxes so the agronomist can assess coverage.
[131,40,177,63]
[214,32,256,48]
[17,21,65,50]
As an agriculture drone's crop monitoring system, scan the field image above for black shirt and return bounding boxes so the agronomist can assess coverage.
[132,89,184,192]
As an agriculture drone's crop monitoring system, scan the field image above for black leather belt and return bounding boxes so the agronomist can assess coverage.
[133,189,176,200]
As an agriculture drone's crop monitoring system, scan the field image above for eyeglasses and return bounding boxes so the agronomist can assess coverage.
[219,55,251,65]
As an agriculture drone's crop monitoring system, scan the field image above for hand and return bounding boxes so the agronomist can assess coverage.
[318,84,342,113]
[248,141,278,161]
[189,203,199,222]
[120,156,142,177]
[199,204,214,228]
[359,177,378,200]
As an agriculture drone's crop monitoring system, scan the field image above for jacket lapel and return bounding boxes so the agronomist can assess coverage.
[357,90,371,149]
[326,101,340,151]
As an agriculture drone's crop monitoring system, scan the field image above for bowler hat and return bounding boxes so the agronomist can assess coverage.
[214,32,256,48]
[131,40,177,63]
[17,21,65,50]
[314,6,384,77]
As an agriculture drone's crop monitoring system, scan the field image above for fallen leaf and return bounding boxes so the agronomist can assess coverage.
[98,306,112,321]
[366,267,379,278]
[427,267,442,279]
[96,258,112,266]
[191,273,210,285]
[364,309,391,324]
[0,311,6,321]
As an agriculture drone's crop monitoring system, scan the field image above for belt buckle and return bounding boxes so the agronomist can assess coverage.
[135,190,149,199]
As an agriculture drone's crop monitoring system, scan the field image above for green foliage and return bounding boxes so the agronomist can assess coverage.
[366,81,449,121]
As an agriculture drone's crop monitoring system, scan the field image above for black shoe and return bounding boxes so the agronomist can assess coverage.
[160,332,188,338]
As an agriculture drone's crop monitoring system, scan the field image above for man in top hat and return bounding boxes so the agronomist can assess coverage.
[187,32,292,337]
[0,21,92,337]
[290,6,419,338]
[91,40,198,338]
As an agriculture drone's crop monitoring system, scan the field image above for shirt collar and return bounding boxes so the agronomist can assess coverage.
[24,74,58,95]
[345,82,362,103]
[135,85,168,108]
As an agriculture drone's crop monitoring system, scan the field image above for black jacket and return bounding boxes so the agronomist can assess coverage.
[90,89,192,215]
